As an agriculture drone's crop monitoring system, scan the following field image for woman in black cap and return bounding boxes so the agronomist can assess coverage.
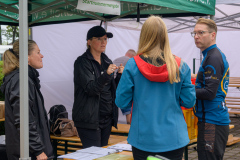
[72,26,124,148]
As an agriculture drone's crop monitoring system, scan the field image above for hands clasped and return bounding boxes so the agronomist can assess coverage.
[107,63,124,75]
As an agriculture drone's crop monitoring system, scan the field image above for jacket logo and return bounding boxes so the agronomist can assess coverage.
[224,81,228,90]
[205,76,217,80]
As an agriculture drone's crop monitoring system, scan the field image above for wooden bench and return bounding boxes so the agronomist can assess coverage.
[226,97,240,111]
[226,77,240,115]
[229,77,240,88]
[225,77,240,145]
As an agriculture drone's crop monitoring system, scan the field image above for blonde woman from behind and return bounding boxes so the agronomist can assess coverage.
[115,16,196,160]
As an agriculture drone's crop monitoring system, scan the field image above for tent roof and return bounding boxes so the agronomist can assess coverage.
[166,2,240,32]
[0,0,215,26]
[98,1,240,33]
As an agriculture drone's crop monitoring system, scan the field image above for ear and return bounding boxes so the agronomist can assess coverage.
[211,32,216,40]
[28,55,30,64]
[87,39,91,46]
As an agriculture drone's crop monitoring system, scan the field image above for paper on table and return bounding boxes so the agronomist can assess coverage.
[107,144,132,151]
[58,152,91,159]
[58,146,118,159]
[77,146,117,155]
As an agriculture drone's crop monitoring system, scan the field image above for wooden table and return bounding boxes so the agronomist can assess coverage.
[0,118,5,122]
[50,134,128,160]
[111,124,130,136]
[63,141,133,160]
[63,151,133,160]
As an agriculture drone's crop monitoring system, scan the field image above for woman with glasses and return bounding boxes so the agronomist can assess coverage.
[115,16,196,160]
[72,26,124,148]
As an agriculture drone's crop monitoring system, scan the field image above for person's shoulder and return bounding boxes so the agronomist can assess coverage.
[114,56,129,62]
[206,48,223,63]
[101,53,112,64]
[127,57,136,64]
[74,52,88,64]
[208,46,222,57]
[179,60,190,75]
[7,69,20,82]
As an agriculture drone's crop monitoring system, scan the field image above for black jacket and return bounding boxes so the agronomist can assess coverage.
[0,67,53,160]
[73,49,119,129]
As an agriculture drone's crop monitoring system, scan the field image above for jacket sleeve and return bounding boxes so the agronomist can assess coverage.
[9,79,44,157]
[114,72,122,88]
[74,58,112,96]
[196,54,223,100]
[179,62,196,108]
[115,60,134,110]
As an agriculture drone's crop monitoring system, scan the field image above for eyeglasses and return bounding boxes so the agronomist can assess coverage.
[191,31,212,37]
[92,37,109,42]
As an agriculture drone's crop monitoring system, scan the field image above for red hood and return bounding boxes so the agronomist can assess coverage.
[134,55,181,82]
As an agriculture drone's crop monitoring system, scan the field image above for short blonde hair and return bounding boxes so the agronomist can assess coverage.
[3,39,37,75]
[196,18,217,33]
[137,15,180,84]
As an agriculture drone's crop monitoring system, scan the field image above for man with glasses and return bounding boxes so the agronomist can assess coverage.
[192,18,230,160]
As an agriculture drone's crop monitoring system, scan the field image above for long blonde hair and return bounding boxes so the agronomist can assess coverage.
[137,15,180,84]
[3,40,37,75]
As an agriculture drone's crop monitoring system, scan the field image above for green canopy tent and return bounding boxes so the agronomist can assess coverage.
[0,0,216,160]
[0,0,216,26]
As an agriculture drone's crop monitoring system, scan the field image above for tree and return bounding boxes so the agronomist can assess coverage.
[2,25,19,44]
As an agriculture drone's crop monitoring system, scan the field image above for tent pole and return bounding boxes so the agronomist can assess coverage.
[104,21,108,31]
[137,3,140,22]
[193,58,196,74]
[210,15,215,20]
[19,0,30,160]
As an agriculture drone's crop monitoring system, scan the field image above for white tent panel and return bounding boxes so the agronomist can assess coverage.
[32,20,240,119]
[216,0,240,4]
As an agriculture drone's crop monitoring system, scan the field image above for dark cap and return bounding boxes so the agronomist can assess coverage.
[87,26,113,40]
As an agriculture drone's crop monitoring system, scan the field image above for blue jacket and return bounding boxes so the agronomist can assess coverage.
[194,44,230,125]
[115,55,196,152]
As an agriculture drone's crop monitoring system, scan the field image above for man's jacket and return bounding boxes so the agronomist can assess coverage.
[194,44,230,125]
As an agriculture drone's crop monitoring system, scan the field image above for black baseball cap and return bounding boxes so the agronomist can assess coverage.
[87,26,113,40]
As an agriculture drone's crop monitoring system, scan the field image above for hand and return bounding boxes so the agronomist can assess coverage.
[118,63,124,74]
[191,73,196,79]
[36,152,48,160]
[107,64,118,75]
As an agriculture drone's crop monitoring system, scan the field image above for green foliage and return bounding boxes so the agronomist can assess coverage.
[2,25,19,44]
[0,61,4,101]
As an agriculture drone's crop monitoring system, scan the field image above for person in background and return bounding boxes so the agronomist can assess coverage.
[192,18,230,160]
[0,40,54,160]
[72,26,124,148]
[115,15,196,160]
[113,49,136,69]
[113,49,137,124]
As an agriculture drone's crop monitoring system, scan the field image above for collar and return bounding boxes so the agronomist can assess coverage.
[85,49,112,64]
[202,44,217,57]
